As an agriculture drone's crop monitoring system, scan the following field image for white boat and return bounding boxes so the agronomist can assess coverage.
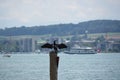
[64,45,96,54]
[2,52,11,57]
[35,49,41,54]
[3,54,11,57]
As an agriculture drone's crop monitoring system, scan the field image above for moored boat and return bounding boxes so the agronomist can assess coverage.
[64,45,96,54]
[3,54,11,57]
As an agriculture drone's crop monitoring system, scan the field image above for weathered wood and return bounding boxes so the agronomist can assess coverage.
[49,51,58,80]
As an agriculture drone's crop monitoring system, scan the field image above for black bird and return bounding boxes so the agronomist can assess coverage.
[41,40,67,53]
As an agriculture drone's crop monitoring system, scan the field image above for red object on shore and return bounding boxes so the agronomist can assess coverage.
[97,49,101,53]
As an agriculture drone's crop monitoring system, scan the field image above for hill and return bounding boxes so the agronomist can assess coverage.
[0,20,120,36]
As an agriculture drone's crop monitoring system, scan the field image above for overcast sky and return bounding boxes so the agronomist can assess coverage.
[0,0,120,28]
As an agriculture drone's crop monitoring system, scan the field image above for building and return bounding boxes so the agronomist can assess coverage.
[17,38,37,52]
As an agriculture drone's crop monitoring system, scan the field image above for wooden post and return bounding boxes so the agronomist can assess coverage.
[41,40,66,80]
[49,51,58,80]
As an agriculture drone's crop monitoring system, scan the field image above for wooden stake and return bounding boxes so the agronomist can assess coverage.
[49,51,58,80]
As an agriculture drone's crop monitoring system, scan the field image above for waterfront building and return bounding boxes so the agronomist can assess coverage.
[17,38,37,52]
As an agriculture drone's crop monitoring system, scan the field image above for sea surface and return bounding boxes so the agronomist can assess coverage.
[0,53,120,80]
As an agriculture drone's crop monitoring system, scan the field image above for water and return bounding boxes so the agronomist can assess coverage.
[0,53,120,80]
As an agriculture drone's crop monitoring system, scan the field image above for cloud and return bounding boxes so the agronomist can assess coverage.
[0,0,120,28]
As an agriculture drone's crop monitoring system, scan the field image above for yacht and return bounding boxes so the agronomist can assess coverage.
[64,45,96,54]
[35,49,41,54]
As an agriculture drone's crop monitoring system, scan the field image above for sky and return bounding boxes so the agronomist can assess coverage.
[0,0,120,28]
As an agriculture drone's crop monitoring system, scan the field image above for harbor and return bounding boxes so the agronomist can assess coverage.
[0,0,120,80]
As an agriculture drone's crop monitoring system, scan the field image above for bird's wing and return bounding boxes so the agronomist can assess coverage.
[57,43,67,49]
[41,43,53,48]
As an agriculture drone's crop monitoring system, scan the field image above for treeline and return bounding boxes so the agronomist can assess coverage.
[0,20,120,36]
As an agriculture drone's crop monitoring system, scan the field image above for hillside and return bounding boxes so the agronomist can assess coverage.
[0,20,120,36]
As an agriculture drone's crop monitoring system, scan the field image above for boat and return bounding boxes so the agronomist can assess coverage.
[35,49,41,54]
[64,45,96,54]
[2,52,11,57]
[3,54,11,57]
